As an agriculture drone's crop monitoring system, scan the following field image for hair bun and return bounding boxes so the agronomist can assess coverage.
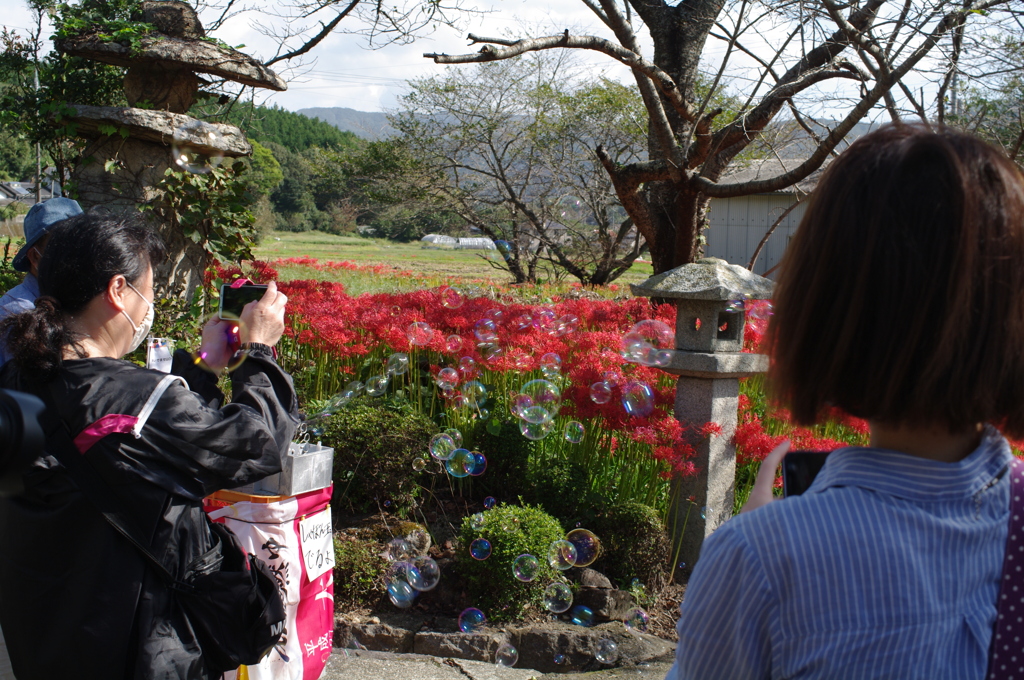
[34,296,62,315]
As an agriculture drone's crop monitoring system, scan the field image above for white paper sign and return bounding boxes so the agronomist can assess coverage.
[299,507,335,581]
[146,337,173,373]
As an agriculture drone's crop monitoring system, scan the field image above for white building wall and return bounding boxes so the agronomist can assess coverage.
[705,194,807,278]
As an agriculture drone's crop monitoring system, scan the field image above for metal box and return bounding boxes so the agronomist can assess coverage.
[232,442,334,497]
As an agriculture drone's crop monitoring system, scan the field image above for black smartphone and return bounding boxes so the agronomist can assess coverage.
[782,451,832,497]
[219,284,268,320]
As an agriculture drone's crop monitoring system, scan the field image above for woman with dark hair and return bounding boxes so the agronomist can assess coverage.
[666,125,1024,679]
[0,213,299,679]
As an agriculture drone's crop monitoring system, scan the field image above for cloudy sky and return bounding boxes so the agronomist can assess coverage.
[1,0,647,113]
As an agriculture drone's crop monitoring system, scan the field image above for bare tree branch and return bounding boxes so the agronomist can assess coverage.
[425,32,697,123]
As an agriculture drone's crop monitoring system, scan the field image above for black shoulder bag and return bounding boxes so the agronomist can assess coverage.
[48,419,286,674]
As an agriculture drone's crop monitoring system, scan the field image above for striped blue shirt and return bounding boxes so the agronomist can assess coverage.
[667,426,1013,680]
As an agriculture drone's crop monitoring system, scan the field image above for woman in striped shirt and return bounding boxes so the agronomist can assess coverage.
[668,125,1024,679]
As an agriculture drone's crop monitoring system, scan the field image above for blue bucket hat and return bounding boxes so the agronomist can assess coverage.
[13,197,84,272]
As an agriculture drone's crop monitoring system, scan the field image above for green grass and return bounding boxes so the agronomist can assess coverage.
[253,231,656,291]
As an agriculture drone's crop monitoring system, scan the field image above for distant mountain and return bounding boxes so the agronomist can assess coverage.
[296,107,395,140]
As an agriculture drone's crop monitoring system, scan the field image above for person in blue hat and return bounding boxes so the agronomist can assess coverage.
[0,197,83,365]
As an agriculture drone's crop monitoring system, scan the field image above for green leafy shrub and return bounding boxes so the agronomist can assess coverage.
[457,504,565,621]
[322,398,437,515]
[333,536,387,610]
[520,456,608,527]
[468,418,533,500]
[586,501,671,590]
[0,238,25,295]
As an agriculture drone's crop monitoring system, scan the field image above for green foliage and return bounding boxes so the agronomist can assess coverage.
[333,536,388,610]
[218,104,365,154]
[585,501,671,590]
[242,141,284,198]
[0,237,25,295]
[469,418,533,500]
[0,129,35,181]
[143,160,257,265]
[322,397,438,515]
[520,456,606,527]
[456,504,565,621]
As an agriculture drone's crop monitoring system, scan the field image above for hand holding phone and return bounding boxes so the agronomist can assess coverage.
[782,451,832,497]
[740,440,790,514]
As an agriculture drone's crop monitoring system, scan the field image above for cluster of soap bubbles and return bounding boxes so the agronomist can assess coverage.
[622,319,674,367]
[425,430,488,479]
[383,530,441,609]
[509,308,580,338]
[510,379,562,440]
[171,120,225,175]
[588,370,656,419]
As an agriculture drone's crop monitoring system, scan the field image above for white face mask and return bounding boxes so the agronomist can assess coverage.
[122,281,154,354]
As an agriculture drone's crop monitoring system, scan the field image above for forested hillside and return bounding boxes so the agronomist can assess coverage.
[227,104,365,153]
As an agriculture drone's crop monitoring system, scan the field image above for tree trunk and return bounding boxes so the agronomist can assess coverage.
[646,182,708,274]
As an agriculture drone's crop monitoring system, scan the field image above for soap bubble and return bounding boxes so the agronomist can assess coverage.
[653,349,673,367]
[440,286,464,309]
[540,352,562,375]
[321,392,350,414]
[543,582,573,613]
[621,332,655,364]
[462,381,487,408]
[495,643,518,667]
[556,314,580,336]
[444,428,463,447]
[474,319,498,342]
[437,368,460,390]
[513,353,533,371]
[748,300,774,320]
[477,407,490,420]
[565,529,601,567]
[494,240,512,260]
[519,404,553,425]
[458,607,486,633]
[477,342,503,362]
[601,371,620,387]
[520,418,554,440]
[514,313,533,330]
[365,374,389,397]
[622,381,655,417]
[445,449,473,478]
[384,538,415,562]
[386,352,409,376]
[623,607,650,633]
[406,322,434,346]
[483,496,496,509]
[547,540,578,570]
[700,506,712,520]
[407,556,440,591]
[590,382,613,404]
[458,356,478,377]
[469,512,485,530]
[386,579,416,608]
[725,298,746,313]
[429,433,457,460]
[446,335,463,353]
[512,554,540,582]
[564,421,585,443]
[412,457,427,472]
[629,319,674,348]
[533,308,558,334]
[171,120,225,174]
[570,605,594,627]
[485,308,505,323]
[595,639,618,664]
[554,654,567,665]
[466,451,487,476]
[470,538,492,560]
[345,380,365,396]
[516,379,561,421]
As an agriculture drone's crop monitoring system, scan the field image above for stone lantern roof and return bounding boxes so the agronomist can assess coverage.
[630,258,774,301]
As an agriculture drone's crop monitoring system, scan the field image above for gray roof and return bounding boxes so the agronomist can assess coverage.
[716,156,830,195]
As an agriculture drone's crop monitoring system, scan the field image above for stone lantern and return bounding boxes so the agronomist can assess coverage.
[631,258,773,576]
[52,0,286,297]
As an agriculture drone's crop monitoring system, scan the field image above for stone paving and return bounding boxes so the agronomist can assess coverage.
[320,649,674,680]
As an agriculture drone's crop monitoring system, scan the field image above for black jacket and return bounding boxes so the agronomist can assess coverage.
[0,348,299,679]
